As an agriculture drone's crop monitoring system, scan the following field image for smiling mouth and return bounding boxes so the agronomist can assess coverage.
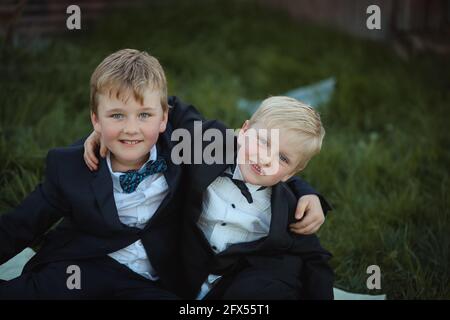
[119,140,143,145]
[251,163,263,175]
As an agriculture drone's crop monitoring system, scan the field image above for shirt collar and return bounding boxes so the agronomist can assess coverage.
[106,145,158,192]
[231,163,269,193]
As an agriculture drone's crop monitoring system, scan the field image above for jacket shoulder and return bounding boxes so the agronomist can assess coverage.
[47,145,85,162]
[45,145,88,176]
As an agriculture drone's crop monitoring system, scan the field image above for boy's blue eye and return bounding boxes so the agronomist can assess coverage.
[111,114,124,119]
[139,113,152,119]
[258,138,268,145]
[279,154,289,163]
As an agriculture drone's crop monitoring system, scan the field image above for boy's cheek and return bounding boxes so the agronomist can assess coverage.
[236,146,247,164]
[101,129,119,145]
[246,147,260,163]
[143,126,160,141]
[263,164,280,177]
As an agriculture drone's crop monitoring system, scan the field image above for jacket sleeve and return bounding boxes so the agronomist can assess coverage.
[0,150,70,264]
[291,235,335,300]
[286,176,332,216]
[168,96,205,130]
[69,135,88,147]
[299,248,334,300]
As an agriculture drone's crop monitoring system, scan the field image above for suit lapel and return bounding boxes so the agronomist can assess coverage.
[143,126,182,229]
[258,183,294,251]
[193,162,229,192]
[91,157,136,233]
[190,133,237,222]
[193,128,236,192]
[216,183,293,259]
[158,125,180,195]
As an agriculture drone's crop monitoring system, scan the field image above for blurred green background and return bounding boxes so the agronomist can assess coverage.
[1,0,449,299]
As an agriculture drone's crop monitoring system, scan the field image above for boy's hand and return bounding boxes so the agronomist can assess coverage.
[83,131,107,171]
[289,194,325,235]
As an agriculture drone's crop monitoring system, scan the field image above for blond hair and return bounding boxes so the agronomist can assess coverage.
[249,96,325,172]
[90,49,168,114]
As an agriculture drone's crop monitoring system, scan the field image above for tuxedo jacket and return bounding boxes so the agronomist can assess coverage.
[167,97,334,299]
[0,122,185,295]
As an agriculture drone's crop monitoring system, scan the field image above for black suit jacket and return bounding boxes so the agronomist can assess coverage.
[0,124,185,295]
[167,97,334,299]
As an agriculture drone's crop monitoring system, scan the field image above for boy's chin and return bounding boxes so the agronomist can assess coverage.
[113,152,148,165]
[243,167,283,187]
[242,165,266,185]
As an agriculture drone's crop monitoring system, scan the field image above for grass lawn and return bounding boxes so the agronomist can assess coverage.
[1,0,449,299]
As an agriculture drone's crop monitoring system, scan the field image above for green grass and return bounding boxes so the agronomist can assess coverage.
[1,0,449,299]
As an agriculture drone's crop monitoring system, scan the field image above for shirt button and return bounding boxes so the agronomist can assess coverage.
[231,204,236,208]
[221,222,227,226]
[211,245,218,251]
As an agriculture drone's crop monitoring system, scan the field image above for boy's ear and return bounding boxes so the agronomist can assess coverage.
[237,120,250,139]
[241,120,250,132]
[91,111,101,134]
[159,109,169,133]
[236,120,250,146]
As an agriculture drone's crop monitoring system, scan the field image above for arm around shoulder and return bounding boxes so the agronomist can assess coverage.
[168,96,205,130]
[286,176,332,216]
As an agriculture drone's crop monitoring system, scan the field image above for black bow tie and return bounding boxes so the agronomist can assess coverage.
[220,172,266,204]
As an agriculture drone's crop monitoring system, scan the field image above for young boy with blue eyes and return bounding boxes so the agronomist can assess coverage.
[0,49,182,299]
[170,96,334,299]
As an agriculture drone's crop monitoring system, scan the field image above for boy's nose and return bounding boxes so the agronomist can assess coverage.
[123,120,139,134]
[258,152,272,166]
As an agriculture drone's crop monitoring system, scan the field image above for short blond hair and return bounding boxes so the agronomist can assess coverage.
[90,49,168,114]
[249,96,325,172]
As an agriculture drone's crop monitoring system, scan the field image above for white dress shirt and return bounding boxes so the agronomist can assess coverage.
[196,165,272,299]
[106,146,169,280]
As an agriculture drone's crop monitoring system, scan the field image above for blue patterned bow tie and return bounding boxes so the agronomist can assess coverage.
[119,158,167,193]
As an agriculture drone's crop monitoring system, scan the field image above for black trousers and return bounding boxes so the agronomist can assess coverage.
[0,256,179,300]
[205,266,301,300]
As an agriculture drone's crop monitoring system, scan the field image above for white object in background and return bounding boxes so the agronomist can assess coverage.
[237,77,336,114]
[333,287,386,300]
[0,248,36,281]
